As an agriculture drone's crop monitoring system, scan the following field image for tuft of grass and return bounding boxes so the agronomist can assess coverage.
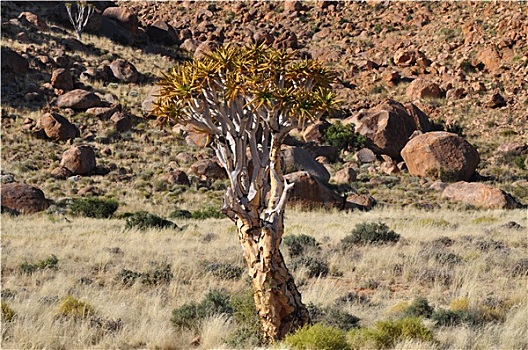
[284,323,350,350]
[203,261,244,280]
[190,205,224,220]
[56,295,95,320]
[1,301,17,322]
[308,303,360,331]
[20,254,58,274]
[225,289,265,348]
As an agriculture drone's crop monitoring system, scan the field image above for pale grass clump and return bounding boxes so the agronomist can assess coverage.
[1,207,526,348]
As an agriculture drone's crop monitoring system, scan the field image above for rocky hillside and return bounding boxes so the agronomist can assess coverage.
[1,1,527,215]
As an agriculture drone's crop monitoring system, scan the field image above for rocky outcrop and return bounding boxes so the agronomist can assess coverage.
[60,145,97,175]
[285,171,344,210]
[0,183,50,214]
[401,132,480,181]
[441,182,517,209]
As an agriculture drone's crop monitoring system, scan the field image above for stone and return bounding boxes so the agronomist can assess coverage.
[86,106,119,120]
[60,144,97,175]
[18,11,48,31]
[284,171,344,210]
[281,145,330,183]
[98,17,135,45]
[1,47,30,75]
[346,99,417,158]
[404,103,432,132]
[51,166,73,180]
[302,120,330,144]
[146,20,178,45]
[36,112,79,142]
[429,181,448,192]
[333,164,357,184]
[401,131,480,181]
[485,93,507,108]
[477,46,502,72]
[356,148,377,163]
[56,89,102,109]
[0,183,50,214]
[345,194,377,211]
[142,85,161,116]
[284,1,303,12]
[189,159,227,181]
[441,182,517,209]
[194,40,220,60]
[406,79,444,99]
[77,185,103,197]
[101,7,138,34]
[496,142,528,155]
[163,170,190,186]
[51,68,73,91]
[109,59,138,83]
[393,49,430,67]
[110,111,132,132]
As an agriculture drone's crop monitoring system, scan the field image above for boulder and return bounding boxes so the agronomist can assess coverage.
[189,159,227,181]
[146,20,178,45]
[302,120,330,144]
[18,11,48,31]
[356,148,377,164]
[51,166,73,180]
[101,7,138,34]
[142,85,161,116]
[404,103,432,132]
[406,79,444,99]
[441,182,517,209]
[333,164,357,184]
[110,111,132,132]
[496,142,528,156]
[56,89,102,109]
[163,170,190,186]
[60,144,96,175]
[36,113,79,141]
[51,68,74,91]
[284,1,303,12]
[284,171,344,210]
[0,183,50,214]
[109,59,138,83]
[345,194,377,211]
[346,99,417,158]
[194,40,220,60]
[281,145,330,183]
[477,46,502,72]
[401,132,480,181]
[485,93,507,108]
[98,17,135,45]
[1,47,30,75]
[393,49,431,67]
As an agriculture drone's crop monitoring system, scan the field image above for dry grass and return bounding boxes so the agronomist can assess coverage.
[1,207,526,349]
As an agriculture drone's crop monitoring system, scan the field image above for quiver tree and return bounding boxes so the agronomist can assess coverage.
[153,44,338,342]
[65,1,95,41]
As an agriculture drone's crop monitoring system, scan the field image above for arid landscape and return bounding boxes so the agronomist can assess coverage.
[1,1,527,349]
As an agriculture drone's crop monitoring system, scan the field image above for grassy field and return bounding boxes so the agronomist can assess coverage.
[1,207,526,349]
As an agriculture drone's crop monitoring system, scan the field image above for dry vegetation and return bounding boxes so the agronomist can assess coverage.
[2,207,527,349]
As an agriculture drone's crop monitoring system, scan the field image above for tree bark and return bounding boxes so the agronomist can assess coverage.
[237,221,310,342]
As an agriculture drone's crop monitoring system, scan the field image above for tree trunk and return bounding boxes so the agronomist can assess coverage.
[237,221,310,342]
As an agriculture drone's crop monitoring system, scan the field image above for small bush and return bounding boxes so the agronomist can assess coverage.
[341,222,400,249]
[125,211,178,230]
[116,265,173,286]
[347,317,435,349]
[1,301,16,322]
[169,208,192,219]
[283,234,319,257]
[191,205,224,219]
[308,303,360,331]
[171,289,233,330]
[57,295,95,319]
[225,289,265,348]
[322,121,368,152]
[284,324,350,350]
[203,261,244,280]
[20,254,58,274]
[403,298,434,318]
[291,256,329,278]
[70,197,118,218]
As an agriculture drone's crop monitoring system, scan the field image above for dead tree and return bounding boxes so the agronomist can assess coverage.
[65,1,94,41]
[153,44,337,342]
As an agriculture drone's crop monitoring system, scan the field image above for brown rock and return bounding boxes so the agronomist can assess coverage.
[190,159,227,181]
[496,142,528,155]
[77,185,103,197]
[285,171,344,210]
[51,68,73,91]
[356,148,377,164]
[406,79,444,99]
[163,170,190,186]
[284,1,303,12]
[56,89,102,109]
[347,99,417,158]
[60,144,97,175]
[142,85,161,116]
[401,132,480,181]
[0,183,50,214]
[36,112,79,142]
[393,49,430,67]
[98,17,135,45]
[477,46,502,72]
[194,40,220,60]
[333,164,357,184]
[146,20,178,45]
[282,145,330,183]
[110,111,132,132]
[1,47,30,75]
[302,120,330,144]
[109,60,138,83]
[404,103,432,132]
[18,11,48,31]
[102,7,138,34]
[485,93,507,108]
[345,194,377,211]
[51,166,73,180]
[86,106,119,120]
[441,182,517,209]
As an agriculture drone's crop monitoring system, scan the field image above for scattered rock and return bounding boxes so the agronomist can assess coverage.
[51,166,73,180]
[401,131,480,181]
[441,182,517,209]
[1,47,30,75]
[285,171,344,210]
[101,6,138,34]
[356,148,377,164]
[163,170,190,186]
[406,79,444,99]
[142,85,162,116]
[477,46,502,72]
[302,120,330,144]
[18,11,48,31]
[0,183,50,214]
[60,144,97,175]
[146,20,178,45]
[496,142,528,155]
[78,185,103,197]
[109,59,138,83]
[333,164,357,184]
[485,93,507,108]
[189,159,227,181]
[110,111,132,132]
[282,145,330,183]
[51,68,74,91]
[36,112,79,142]
[429,181,448,192]
[98,16,135,45]
[345,194,377,211]
[56,89,103,109]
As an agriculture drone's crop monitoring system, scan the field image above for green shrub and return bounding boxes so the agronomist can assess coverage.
[341,222,400,249]
[70,197,118,218]
[1,301,16,322]
[203,261,244,280]
[225,289,265,348]
[169,208,192,219]
[291,256,329,278]
[190,205,224,219]
[116,265,173,286]
[171,289,233,330]
[431,309,472,327]
[20,254,58,274]
[347,317,435,349]
[125,211,178,230]
[308,303,360,331]
[403,298,434,318]
[284,324,350,350]
[322,121,368,152]
[283,234,320,257]
[57,295,94,319]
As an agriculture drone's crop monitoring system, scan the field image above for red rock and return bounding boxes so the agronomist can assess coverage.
[333,164,357,184]
[36,113,79,142]
[477,46,502,72]
[110,111,132,132]
[60,145,97,175]
[0,183,50,214]
[102,7,138,34]
[285,171,344,210]
[281,145,330,183]
[51,166,73,180]
[109,60,138,83]
[18,11,48,31]
[163,170,190,186]
[345,194,377,211]
[51,68,73,91]
[406,79,444,99]
[56,89,102,109]
[189,159,227,181]
[441,182,517,209]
